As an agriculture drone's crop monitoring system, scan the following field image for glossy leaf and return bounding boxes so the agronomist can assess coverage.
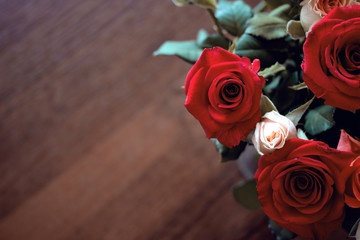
[258,62,286,79]
[260,94,278,115]
[153,40,202,63]
[245,14,287,40]
[304,104,336,136]
[285,96,314,126]
[215,0,252,36]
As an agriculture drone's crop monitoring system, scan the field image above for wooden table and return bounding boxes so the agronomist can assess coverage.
[0,1,281,239]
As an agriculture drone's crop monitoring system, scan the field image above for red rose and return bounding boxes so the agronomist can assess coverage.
[255,138,355,240]
[338,130,360,207]
[184,47,265,148]
[302,5,360,111]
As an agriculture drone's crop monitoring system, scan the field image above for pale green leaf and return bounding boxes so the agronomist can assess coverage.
[153,40,203,63]
[215,0,252,36]
[245,13,287,40]
[258,62,286,78]
[348,218,360,239]
[304,104,336,136]
[260,94,278,115]
[286,96,314,126]
[232,179,261,210]
[194,0,217,9]
[286,20,305,39]
[288,82,308,90]
[297,129,309,140]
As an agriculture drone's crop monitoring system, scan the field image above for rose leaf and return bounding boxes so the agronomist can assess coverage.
[285,96,315,126]
[232,179,261,210]
[245,14,287,40]
[348,217,360,239]
[196,29,230,49]
[304,104,336,136]
[215,0,252,36]
[153,40,203,63]
[211,139,247,163]
[288,82,308,91]
[258,62,286,79]
[260,94,278,115]
[265,0,292,9]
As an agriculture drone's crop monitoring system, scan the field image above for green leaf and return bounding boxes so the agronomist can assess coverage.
[348,218,360,239]
[285,96,315,126]
[258,62,286,78]
[286,20,305,39]
[245,14,287,40]
[196,29,230,49]
[235,34,288,67]
[288,82,308,90]
[260,94,278,115]
[153,40,203,63]
[215,0,252,36]
[297,128,309,140]
[211,139,247,162]
[265,0,292,9]
[268,219,296,240]
[232,179,261,210]
[304,104,336,136]
[172,0,217,8]
[194,0,217,9]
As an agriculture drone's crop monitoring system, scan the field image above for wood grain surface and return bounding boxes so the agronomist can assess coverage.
[0,1,277,239]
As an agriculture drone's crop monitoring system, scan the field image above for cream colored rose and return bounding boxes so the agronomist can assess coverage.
[252,111,297,155]
[300,0,357,35]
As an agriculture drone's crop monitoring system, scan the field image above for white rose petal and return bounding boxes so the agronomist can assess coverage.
[252,111,297,155]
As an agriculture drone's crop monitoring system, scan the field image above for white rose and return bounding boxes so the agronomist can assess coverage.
[252,111,297,155]
[300,0,357,35]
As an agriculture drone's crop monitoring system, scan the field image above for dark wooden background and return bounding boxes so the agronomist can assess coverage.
[0,1,288,239]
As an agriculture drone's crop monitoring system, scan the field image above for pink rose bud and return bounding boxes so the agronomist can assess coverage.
[252,110,297,155]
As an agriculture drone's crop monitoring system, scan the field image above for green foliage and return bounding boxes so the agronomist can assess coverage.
[215,0,252,36]
[153,41,202,63]
[196,29,230,49]
[260,94,278,115]
[348,218,360,239]
[304,105,336,136]
[265,0,292,9]
[232,179,261,210]
[235,34,288,67]
[211,139,247,162]
[258,62,286,79]
[245,13,287,40]
[285,96,314,126]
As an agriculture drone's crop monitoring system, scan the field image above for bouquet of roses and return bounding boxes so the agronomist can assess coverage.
[155,0,360,239]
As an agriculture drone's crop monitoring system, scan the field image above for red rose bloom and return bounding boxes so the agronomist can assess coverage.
[302,5,360,111]
[255,138,355,240]
[184,47,265,148]
[338,130,360,207]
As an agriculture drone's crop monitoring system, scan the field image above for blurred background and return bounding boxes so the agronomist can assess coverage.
[0,1,277,239]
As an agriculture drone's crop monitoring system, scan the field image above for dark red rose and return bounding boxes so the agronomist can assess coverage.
[302,5,360,111]
[255,138,355,240]
[184,47,265,148]
[338,130,360,208]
